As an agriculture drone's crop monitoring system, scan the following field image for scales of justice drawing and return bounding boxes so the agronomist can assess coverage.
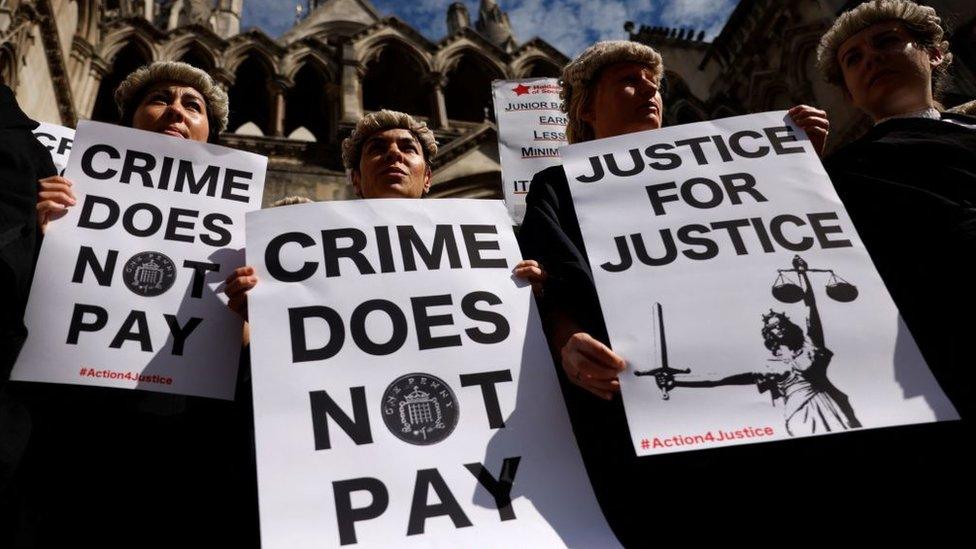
[635,254,863,436]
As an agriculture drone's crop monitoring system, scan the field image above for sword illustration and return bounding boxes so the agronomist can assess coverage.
[634,302,691,400]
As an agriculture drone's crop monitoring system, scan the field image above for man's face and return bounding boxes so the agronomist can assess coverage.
[352,128,431,199]
[837,21,943,120]
[582,61,663,140]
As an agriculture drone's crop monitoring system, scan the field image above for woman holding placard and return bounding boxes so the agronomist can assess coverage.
[516,41,832,542]
[16,62,258,547]
[223,109,546,321]
[35,61,227,232]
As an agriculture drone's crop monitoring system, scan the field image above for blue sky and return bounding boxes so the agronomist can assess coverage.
[241,0,738,57]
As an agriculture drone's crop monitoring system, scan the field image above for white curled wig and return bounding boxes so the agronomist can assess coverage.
[816,0,953,92]
[341,109,438,171]
[560,40,663,144]
[114,61,229,140]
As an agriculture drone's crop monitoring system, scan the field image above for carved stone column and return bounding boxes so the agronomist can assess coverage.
[81,57,109,119]
[270,78,290,137]
[339,45,365,124]
[324,81,341,143]
[425,71,449,129]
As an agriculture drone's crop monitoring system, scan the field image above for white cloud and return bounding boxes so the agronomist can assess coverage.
[507,0,640,56]
[239,0,737,56]
[658,0,736,40]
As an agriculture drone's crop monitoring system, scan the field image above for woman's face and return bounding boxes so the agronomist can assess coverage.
[837,21,943,120]
[352,128,430,199]
[131,82,210,143]
[582,61,663,140]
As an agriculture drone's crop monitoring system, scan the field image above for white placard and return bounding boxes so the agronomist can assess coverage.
[492,78,568,223]
[246,199,618,548]
[33,121,75,175]
[12,120,266,400]
[561,111,957,456]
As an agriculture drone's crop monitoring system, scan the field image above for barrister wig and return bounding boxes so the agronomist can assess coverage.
[341,110,438,171]
[561,40,663,144]
[114,61,229,140]
[816,0,953,91]
[270,196,314,207]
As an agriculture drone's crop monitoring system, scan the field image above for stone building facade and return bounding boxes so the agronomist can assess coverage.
[4,0,973,202]
[0,0,567,204]
[628,0,976,153]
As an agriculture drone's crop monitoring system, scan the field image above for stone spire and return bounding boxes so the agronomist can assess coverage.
[446,2,470,36]
[213,0,244,38]
[179,0,214,27]
[475,0,517,53]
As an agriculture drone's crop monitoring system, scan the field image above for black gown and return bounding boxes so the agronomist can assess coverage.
[0,88,259,546]
[825,113,976,420]
[518,149,973,542]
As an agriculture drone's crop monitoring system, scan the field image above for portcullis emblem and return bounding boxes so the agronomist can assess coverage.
[123,251,176,297]
[381,373,458,445]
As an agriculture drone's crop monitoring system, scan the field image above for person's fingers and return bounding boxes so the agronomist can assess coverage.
[514,264,544,276]
[796,116,830,130]
[577,381,614,400]
[567,355,623,381]
[567,333,626,371]
[228,295,247,316]
[224,266,255,285]
[789,106,826,116]
[578,374,620,392]
[787,104,825,116]
[38,180,74,193]
[37,190,76,206]
[37,200,70,229]
[38,175,73,187]
[37,200,68,213]
[513,260,547,282]
[562,361,615,399]
[225,275,258,298]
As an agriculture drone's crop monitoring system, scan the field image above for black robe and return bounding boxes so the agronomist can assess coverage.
[0,91,258,546]
[519,155,972,542]
[0,84,56,541]
[825,113,976,419]
[0,85,55,381]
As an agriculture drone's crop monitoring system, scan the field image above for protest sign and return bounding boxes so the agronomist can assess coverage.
[561,111,958,456]
[12,120,265,400]
[492,78,567,223]
[246,199,618,548]
[33,121,75,175]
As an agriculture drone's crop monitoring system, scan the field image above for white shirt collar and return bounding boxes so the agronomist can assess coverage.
[875,107,941,125]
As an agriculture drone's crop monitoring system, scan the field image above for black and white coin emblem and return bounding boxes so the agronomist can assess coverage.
[123,251,176,297]
[381,373,458,445]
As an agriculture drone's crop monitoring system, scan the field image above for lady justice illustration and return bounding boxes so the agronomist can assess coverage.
[636,255,862,436]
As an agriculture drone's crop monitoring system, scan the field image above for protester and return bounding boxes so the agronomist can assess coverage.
[818,0,974,415]
[515,39,928,541]
[224,109,545,313]
[816,0,974,495]
[0,85,55,384]
[0,84,57,544]
[13,62,257,547]
[36,61,228,232]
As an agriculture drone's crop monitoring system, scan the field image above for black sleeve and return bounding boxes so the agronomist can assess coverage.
[32,136,58,179]
[517,167,608,343]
